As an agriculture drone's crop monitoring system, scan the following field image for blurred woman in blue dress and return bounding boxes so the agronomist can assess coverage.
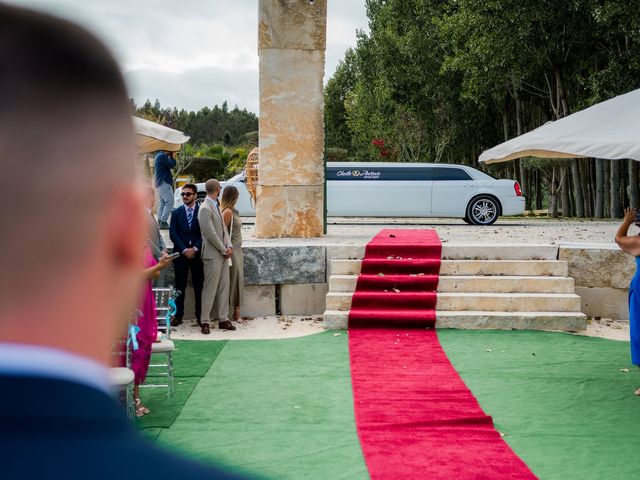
[615,207,640,395]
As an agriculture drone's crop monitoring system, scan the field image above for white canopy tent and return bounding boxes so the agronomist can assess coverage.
[479,88,640,164]
[133,116,190,154]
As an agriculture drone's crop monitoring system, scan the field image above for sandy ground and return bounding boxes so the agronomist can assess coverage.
[242,217,623,246]
[170,316,326,341]
[169,315,630,342]
[162,217,624,248]
[578,317,630,341]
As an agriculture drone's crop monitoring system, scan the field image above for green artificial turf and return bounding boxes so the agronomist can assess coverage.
[144,330,640,480]
[155,332,368,480]
[438,329,640,480]
[136,339,227,432]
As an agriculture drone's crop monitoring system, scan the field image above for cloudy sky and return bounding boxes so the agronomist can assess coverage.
[8,0,368,113]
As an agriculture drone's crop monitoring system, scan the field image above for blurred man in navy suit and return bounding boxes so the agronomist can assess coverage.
[170,183,204,326]
[0,4,250,479]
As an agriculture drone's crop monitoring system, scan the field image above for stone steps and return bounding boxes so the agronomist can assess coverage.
[330,259,569,276]
[323,310,587,331]
[329,275,574,294]
[326,291,582,312]
[324,243,586,332]
[327,244,559,265]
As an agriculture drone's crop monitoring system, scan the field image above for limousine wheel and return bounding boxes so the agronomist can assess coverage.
[467,195,499,225]
[463,216,473,225]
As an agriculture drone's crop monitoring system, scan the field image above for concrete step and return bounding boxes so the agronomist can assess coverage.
[441,244,558,260]
[326,292,582,312]
[442,260,568,276]
[323,310,587,331]
[327,244,558,262]
[329,275,575,294]
[331,259,568,276]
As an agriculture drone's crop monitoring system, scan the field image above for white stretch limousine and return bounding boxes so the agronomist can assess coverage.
[174,162,525,225]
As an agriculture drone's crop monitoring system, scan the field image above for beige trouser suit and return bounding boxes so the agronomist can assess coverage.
[198,196,232,325]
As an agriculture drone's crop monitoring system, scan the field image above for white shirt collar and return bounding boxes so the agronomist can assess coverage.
[0,343,111,394]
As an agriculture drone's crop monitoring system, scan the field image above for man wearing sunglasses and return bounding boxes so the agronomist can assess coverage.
[169,183,204,327]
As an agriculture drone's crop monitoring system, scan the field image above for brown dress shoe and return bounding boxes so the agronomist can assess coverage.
[218,320,236,331]
[201,323,210,334]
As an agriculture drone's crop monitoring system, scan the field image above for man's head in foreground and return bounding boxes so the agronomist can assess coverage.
[0,3,146,364]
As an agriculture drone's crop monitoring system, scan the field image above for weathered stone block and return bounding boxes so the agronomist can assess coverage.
[280,283,328,315]
[559,246,635,289]
[575,286,629,320]
[255,185,323,238]
[259,0,327,50]
[241,285,276,317]
[259,49,325,186]
[259,50,325,107]
[243,245,325,284]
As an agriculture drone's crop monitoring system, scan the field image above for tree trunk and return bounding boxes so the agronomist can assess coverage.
[549,191,558,217]
[595,159,604,218]
[571,159,584,217]
[610,160,622,217]
[549,167,559,217]
[502,110,509,142]
[604,160,611,215]
[582,161,592,217]
[561,167,571,217]
[629,159,639,209]
[535,170,543,210]
[622,159,629,208]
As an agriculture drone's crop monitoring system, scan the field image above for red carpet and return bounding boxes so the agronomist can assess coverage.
[348,229,536,479]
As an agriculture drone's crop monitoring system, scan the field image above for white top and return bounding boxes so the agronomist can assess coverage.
[0,343,111,394]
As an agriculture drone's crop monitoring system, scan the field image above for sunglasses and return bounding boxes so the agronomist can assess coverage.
[181,192,195,197]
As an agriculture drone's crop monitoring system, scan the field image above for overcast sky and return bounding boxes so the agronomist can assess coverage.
[8,0,368,113]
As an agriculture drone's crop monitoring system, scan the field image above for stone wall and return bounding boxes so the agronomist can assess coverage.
[173,242,635,321]
[559,244,635,319]
[181,244,328,319]
[256,0,327,238]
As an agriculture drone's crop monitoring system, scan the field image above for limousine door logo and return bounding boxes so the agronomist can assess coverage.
[335,169,382,179]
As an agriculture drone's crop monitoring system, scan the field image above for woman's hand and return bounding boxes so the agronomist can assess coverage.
[623,207,636,225]
[156,253,173,270]
[616,208,640,256]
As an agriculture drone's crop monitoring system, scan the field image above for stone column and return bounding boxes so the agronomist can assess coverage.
[256,0,326,238]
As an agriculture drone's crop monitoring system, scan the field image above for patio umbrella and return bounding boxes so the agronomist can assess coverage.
[479,88,640,164]
[133,116,190,154]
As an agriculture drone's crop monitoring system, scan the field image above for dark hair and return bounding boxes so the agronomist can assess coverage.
[0,4,129,119]
[182,183,197,194]
[0,4,134,305]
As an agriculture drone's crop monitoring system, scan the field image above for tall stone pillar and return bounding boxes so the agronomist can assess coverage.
[256,0,326,238]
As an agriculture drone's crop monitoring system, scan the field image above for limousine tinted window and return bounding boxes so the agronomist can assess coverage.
[327,166,431,181]
[434,167,473,181]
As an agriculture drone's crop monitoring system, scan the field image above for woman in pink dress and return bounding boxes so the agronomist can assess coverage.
[132,247,172,416]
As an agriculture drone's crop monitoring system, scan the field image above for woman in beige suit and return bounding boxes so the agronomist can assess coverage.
[221,186,244,323]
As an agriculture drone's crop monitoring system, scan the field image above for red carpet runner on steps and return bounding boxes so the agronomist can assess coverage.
[348,229,536,479]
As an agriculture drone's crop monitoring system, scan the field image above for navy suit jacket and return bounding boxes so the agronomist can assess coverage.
[170,204,203,255]
[0,375,250,479]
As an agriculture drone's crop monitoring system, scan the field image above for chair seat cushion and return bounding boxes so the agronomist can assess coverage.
[151,339,175,353]
[108,367,134,386]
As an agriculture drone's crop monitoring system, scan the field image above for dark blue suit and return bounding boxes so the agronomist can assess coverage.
[0,375,250,479]
[170,204,204,323]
